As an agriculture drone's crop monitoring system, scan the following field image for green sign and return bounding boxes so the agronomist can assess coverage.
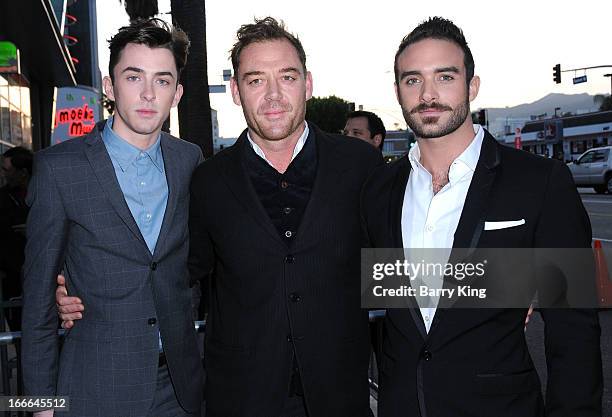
[0,41,18,71]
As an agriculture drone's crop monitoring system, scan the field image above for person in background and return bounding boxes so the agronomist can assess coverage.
[0,146,32,331]
[343,110,386,151]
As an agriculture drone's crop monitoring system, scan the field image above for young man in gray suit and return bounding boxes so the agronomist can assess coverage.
[22,18,204,417]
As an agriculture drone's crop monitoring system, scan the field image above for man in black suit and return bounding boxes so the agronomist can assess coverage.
[361,17,602,417]
[187,17,381,417]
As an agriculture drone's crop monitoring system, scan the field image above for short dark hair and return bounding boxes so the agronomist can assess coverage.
[3,146,33,176]
[108,18,190,82]
[394,17,474,86]
[347,110,386,150]
[230,17,307,77]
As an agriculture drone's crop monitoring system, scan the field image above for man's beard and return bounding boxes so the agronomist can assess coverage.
[402,98,470,139]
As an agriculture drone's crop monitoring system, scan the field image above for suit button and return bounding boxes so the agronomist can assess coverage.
[280,180,289,189]
[285,255,295,264]
[150,262,157,271]
[422,349,432,361]
[289,293,301,302]
[148,318,157,325]
[287,335,293,342]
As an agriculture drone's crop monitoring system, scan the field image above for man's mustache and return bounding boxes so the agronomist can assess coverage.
[259,102,292,114]
[410,103,453,114]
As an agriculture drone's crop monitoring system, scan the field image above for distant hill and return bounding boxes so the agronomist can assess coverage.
[484,93,600,137]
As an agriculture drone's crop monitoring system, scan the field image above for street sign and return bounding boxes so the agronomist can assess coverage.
[209,85,226,93]
[573,75,587,84]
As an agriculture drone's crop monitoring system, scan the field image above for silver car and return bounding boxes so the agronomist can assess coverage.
[568,146,612,194]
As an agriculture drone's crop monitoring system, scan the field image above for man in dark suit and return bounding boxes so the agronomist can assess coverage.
[361,17,602,417]
[22,19,204,417]
[187,17,381,417]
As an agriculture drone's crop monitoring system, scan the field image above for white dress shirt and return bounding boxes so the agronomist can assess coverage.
[247,122,310,168]
[401,125,484,332]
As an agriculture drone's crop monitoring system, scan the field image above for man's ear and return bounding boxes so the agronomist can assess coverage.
[230,77,242,106]
[172,83,184,108]
[468,75,480,102]
[305,71,313,101]
[103,76,115,101]
[373,134,383,148]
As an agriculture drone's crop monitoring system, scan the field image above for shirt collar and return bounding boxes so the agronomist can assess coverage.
[247,121,309,167]
[102,116,164,173]
[407,124,484,177]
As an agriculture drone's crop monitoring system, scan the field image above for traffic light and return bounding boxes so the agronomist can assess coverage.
[553,64,561,84]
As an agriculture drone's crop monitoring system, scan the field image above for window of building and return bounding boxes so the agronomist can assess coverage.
[0,73,31,149]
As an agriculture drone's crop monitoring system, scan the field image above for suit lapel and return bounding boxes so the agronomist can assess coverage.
[451,134,500,253]
[83,123,149,252]
[389,156,428,339]
[221,132,286,247]
[390,156,411,248]
[294,128,348,242]
[436,133,501,312]
[153,134,180,257]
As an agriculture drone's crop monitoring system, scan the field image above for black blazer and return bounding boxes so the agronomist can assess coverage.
[189,124,383,417]
[361,131,602,417]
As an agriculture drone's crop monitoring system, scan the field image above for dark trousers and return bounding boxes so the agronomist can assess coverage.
[147,362,200,417]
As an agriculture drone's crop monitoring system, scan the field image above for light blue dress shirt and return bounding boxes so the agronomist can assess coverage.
[102,117,168,352]
[102,117,168,254]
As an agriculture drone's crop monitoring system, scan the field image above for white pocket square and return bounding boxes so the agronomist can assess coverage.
[484,219,526,231]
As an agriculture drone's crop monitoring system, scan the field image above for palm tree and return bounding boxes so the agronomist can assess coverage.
[170,0,213,158]
[120,0,213,157]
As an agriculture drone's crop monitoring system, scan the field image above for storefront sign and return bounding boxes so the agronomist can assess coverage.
[52,86,101,144]
[0,41,19,73]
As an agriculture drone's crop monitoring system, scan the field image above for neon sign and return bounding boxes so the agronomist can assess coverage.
[52,86,101,144]
[54,103,95,137]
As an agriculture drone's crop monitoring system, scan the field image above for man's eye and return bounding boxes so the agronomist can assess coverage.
[127,75,139,81]
[406,78,420,85]
[157,79,170,86]
[440,74,454,81]
[282,75,296,81]
[248,79,262,86]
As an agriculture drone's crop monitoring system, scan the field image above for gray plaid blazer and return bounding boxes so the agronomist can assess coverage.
[21,121,204,417]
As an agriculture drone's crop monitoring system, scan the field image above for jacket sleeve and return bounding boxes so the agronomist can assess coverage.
[21,152,70,396]
[535,161,602,417]
[188,166,215,304]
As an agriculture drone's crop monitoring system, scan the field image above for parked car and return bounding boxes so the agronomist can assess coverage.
[567,146,612,194]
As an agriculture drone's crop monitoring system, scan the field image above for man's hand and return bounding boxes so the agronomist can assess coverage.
[56,274,84,329]
[34,410,54,417]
